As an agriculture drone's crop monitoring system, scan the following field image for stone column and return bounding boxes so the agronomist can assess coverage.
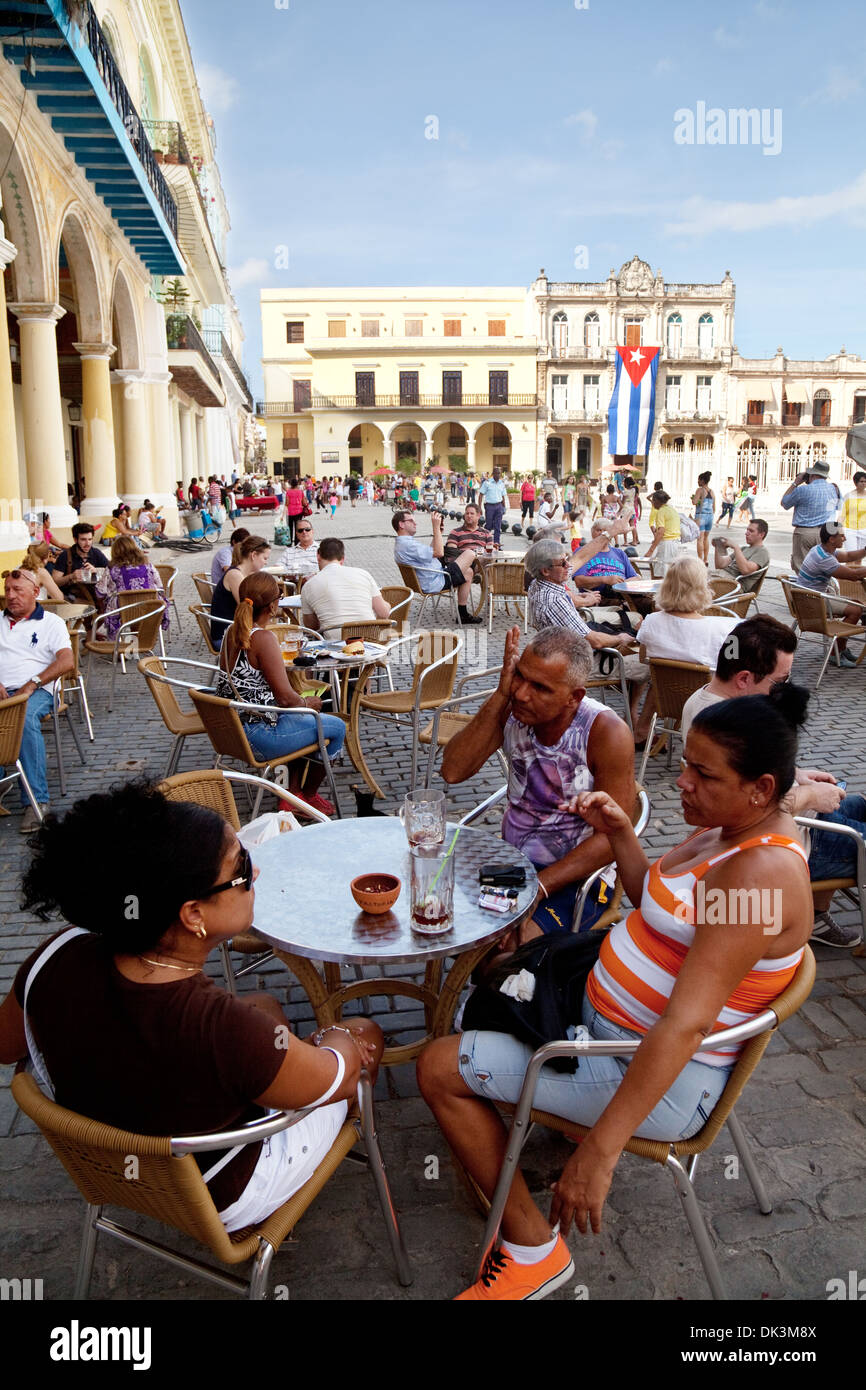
[9,302,77,526]
[179,406,195,488]
[113,370,151,506]
[74,342,118,522]
[195,412,206,481]
[144,372,179,531]
[0,239,29,567]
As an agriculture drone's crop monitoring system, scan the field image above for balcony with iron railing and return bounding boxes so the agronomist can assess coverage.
[201,328,254,411]
[549,343,609,361]
[255,393,539,415]
[166,315,223,407]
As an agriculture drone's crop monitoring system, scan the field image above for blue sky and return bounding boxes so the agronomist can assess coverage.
[181,0,866,397]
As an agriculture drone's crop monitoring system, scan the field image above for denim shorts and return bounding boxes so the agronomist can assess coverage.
[457,994,731,1141]
[808,795,866,880]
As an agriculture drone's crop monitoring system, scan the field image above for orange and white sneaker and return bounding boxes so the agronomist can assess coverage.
[454,1236,575,1301]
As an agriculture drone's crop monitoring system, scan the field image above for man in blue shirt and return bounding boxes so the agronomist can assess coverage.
[780,459,842,572]
[392,510,482,624]
[479,468,508,546]
[571,520,637,602]
[796,521,866,664]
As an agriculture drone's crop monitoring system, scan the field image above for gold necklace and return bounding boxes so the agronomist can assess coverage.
[137,955,198,973]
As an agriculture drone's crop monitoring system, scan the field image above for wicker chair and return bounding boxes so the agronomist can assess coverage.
[11,1065,412,1299]
[418,668,508,787]
[637,657,713,782]
[475,948,815,1300]
[572,784,651,932]
[84,593,167,711]
[708,574,739,600]
[379,585,412,630]
[396,561,461,626]
[154,563,181,634]
[189,688,343,817]
[61,624,94,742]
[706,592,755,620]
[795,814,866,947]
[778,577,866,685]
[41,677,86,798]
[0,690,44,819]
[189,603,232,666]
[159,768,328,991]
[485,560,528,634]
[138,656,213,777]
[192,572,215,605]
[351,630,463,795]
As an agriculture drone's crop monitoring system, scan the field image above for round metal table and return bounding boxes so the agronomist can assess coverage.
[249,817,537,1064]
[611,578,660,595]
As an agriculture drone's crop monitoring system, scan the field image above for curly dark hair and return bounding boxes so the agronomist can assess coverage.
[21,781,231,954]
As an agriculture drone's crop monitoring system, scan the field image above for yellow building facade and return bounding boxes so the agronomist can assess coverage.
[259,288,538,481]
[0,0,251,572]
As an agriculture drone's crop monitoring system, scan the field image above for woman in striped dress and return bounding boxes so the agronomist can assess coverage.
[418,683,813,1299]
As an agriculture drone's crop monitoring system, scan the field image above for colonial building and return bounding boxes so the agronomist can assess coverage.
[258,287,538,481]
[532,259,866,506]
[0,0,252,570]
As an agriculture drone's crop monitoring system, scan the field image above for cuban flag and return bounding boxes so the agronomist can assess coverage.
[607,346,660,456]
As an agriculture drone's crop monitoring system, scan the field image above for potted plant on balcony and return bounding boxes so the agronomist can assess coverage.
[159,278,190,316]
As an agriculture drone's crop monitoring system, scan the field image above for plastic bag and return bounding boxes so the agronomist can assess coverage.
[238,811,301,848]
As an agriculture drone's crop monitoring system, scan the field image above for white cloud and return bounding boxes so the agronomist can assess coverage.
[712,25,744,49]
[198,62,240,114]
[664,169,866,237]
[564,109,598,144]
[802,65,862,105]
[229,257,269,289]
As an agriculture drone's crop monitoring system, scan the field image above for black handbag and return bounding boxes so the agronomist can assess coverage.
[461,931,605,1074]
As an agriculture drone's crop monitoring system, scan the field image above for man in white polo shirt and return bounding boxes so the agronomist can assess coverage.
[0,570,73,829]
[300,537,391,640]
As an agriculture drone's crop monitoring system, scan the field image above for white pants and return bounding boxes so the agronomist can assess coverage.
[218,1100,348,1232]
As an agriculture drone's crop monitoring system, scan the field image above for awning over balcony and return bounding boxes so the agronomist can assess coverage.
[0,0,184,276]
[782,383,808,403]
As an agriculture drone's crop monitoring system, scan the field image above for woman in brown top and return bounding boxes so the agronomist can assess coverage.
[0,781,381,1228]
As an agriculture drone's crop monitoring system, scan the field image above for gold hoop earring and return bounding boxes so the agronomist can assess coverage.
[196,927,207,940]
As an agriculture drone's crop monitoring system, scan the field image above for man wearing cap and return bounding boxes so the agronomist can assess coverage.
[780,461,842,572]
[796,521,866,664]
[0,571,73,829]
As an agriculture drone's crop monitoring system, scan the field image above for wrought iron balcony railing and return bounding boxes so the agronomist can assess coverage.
[166,315,221,382]
[202,327,254,410]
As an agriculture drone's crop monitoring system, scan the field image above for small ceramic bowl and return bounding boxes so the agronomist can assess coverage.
[350,873,401,915]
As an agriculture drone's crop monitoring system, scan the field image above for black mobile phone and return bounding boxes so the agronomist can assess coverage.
[479,863,527,887]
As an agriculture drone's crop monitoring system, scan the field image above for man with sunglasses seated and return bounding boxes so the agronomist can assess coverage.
[281,519,320,578]
[0,570,73,829]
[680,613,863,950]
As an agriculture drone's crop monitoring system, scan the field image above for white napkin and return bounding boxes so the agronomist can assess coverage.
[499,969,536,1003]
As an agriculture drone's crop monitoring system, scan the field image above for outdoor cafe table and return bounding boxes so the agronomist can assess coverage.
[610,578,660,596]
[249,817,538,1065]
[41,601,96,625]
[289,639,394,792]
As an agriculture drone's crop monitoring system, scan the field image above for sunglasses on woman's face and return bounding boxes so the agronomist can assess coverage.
[208,845,254,896]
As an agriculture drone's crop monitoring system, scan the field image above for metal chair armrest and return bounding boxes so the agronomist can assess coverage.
[171,1106,320,1155]
[458,784,508,827]
[222,768,329,824]
[412,638,465,712]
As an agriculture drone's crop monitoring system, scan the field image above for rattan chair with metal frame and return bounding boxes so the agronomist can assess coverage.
[379,585,412,629]
[158,768,329,992]
[637,657,713,783]
[189,688,343,818]
[418,667,508,788]
[188,604,232,670]
[396,561,461,626]
[708,574,739,601]
[154,563,181,635]
[583,646,639,734]
[192,571,215,605]
[571,784,651,932]
[42,676,86,797]
[795,814,866,947]
[0,690,44,821]
[138,656,214,777]
[485,559,528,634]
[84,594,168,711]
[350,629,463,796]
[778,577,866,684]
[11,1063,412,1300]
[61,623,94,742]
[474,947,815,1301]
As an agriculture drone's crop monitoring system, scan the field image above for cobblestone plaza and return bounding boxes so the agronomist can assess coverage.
[1,500,864,1303]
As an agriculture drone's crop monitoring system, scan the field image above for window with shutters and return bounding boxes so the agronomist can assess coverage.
[327,320,347,338]
[399,371,419,407]
[583,375,600,414]
[624,318,643,347]
[854,394,866,425]
[355,372,376,406]
[782,395,802,427]
[488,319,506,337]
[361,319,379,337]
[696,375,712,414]
[405,319,423,336]
[293,379,312,411]
[286,321,304,343]
[746,399,764,427]
[665,376,682,413]
[489,371,508,405]
[812,389,831,427]
[584,312,600,352]
[666,313,682,358]
[551,374,568,415]
[698,313,714,355]
[442,370,462,405]
[282,425,299,450]
[443,319,462,337]
[552,311,568,355]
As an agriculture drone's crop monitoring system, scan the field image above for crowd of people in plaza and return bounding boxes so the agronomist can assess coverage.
[0,448,864,1305]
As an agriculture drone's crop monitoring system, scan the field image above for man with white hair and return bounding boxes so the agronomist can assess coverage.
[0,570,73,829]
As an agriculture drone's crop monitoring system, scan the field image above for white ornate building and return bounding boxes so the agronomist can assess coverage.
[532,258,866,506]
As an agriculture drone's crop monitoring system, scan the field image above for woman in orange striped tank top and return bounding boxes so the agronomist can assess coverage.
[418,683,814,1300]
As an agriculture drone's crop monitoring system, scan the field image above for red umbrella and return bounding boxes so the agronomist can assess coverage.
[429,463,448,474]
[371,465,394,476]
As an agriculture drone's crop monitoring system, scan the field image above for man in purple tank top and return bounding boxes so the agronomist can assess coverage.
[442,626,635,940]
